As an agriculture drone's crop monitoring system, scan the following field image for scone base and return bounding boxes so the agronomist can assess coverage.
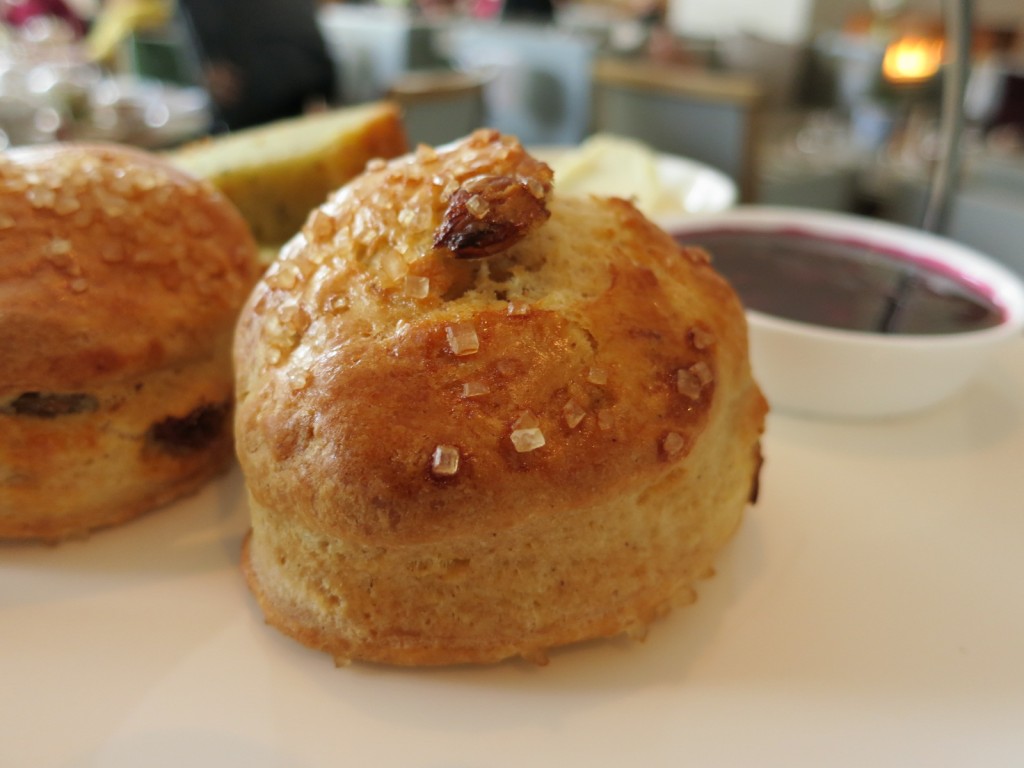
[240,458,751,667]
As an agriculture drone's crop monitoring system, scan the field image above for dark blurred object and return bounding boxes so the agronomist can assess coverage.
[984,69,1024,137]
[500,0,555,22]
[178,0,335,131]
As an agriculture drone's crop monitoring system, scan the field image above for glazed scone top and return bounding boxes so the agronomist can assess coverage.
[234,130,761,545]
[0,143,259,392]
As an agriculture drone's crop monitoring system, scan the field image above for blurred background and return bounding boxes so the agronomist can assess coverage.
[2,0,1022,275]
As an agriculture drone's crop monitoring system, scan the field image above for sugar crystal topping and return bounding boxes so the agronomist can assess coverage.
[690,326,715,350]
[523,175,547,200]
[691,361,712,384]
[416,144,439,163]
[465,194,489,218]
[287,369,310,392]
[511,426,546,453]
[48,237,73,256]
[563,398,586,429]
[307,209,337,242]
[461,380,490,398]
[506,300,530,317]
[380,250,406,282]
[512,411,539,430]
[676,361,713,399]
[662,431,687,458]
[510,410,545,453]
[1,147,253,306]
[446,321,480,356]
[431,444,461,476]
[404,274,430,299]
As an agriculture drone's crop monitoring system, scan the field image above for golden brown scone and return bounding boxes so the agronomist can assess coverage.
[235,130,767,666]
[0,142,260,541]
[169,102,408,252]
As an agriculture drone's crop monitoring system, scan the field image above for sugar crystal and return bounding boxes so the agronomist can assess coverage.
[446,322,479,356]
[431,444,460,476]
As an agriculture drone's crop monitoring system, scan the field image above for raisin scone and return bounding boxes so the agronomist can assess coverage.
[234,130,767,666]
[0,142,260,541]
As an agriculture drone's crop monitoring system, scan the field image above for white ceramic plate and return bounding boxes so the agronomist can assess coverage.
[4,341,1024,766]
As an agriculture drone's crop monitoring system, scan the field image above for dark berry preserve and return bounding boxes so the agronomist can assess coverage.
[676,227,1003,335]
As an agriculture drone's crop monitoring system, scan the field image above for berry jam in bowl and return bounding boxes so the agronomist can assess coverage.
[665,206,1024,419]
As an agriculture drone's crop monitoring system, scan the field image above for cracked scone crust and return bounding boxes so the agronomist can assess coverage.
[235,130,767,665]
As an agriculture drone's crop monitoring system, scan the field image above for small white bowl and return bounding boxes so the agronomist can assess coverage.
[664,206,1024,420]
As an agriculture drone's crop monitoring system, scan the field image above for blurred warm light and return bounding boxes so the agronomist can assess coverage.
[883,36,945,83]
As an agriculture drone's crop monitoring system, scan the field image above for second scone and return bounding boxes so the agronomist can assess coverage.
[1,142,260,541]
[234,130,767,666]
